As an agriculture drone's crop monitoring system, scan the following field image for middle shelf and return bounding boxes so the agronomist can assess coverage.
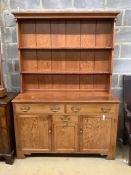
[21,71,111,75]
[20,49,112,73]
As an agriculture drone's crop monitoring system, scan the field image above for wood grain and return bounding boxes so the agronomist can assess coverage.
[80,50,94,73]
[20,20,36,48]
[80,75,94,89]
[93,75,109,90]
[52,50,65,72]
[16,115,51,151]
[51,20,65,48]
[0,107,6,128]
[80,116,111,151]
[23,75,38,90]
[21,50,37,72]
[96,19,113,48]
[52,75,66,89]
[53,115,78,152]
[81,20,96,48]
[66,20,80,48]
[65,50,80,72]
[94,50,111,73]
[36,20,51,48]
[37,50,51,72]
[39,75,52,89]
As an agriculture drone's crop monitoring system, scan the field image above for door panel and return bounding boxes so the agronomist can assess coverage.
[16,115,51,152]
[53,115,79,152]
[80,115,111,152]
[0,107,6,128]
[0,128,9,153]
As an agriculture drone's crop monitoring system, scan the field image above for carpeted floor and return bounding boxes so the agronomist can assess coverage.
[0,144,131,175]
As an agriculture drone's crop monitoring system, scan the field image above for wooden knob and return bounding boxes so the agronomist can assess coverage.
[48,129,52,134]
[80,129,83,134]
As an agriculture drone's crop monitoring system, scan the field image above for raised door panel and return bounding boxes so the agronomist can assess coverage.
[20,20,36,48]
[53,115,79,152]
[0,128,9,153]
[16,115,51,152]
[80,115,111,152]
[0,107,6,129]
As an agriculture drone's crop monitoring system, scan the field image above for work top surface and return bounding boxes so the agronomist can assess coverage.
[12,91,120,103]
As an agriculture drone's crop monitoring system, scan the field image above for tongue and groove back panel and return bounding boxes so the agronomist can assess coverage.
[17,18,114,92]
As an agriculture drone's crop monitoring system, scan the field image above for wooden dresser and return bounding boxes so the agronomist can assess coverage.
[0,93,17,164]
[12,11,120,159]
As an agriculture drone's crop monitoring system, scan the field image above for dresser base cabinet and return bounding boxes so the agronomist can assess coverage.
[12,93,119,160]
[0,93,17,164]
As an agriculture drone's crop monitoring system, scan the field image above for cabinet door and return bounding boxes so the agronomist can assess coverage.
[80,115,111,152]
[16,115,51,152]
[53,115,79,152]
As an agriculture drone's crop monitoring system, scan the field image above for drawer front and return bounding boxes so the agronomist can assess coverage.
[0,107,6,128]
[67,104,116,114]
[53,115,78,123]
[15,104,64,114]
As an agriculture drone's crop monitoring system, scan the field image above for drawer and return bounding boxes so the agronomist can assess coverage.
[67,104,116,114]
[53,115,78,123]
[0,107,6,128]
[15,104,64,114]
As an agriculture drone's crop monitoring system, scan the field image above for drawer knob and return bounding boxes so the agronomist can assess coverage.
[48,129,52,134]
[80,129,83,134]
[20,106,30,112]
[50,106,60,112]
[102,114,106,120]
[71,106,80,112]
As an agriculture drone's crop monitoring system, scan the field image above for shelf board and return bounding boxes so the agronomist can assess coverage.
[23,89,109,92]
[19,47,114,50]
[21,72,111,75]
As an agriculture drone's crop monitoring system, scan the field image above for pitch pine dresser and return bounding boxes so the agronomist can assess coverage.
[12,11,120,159]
